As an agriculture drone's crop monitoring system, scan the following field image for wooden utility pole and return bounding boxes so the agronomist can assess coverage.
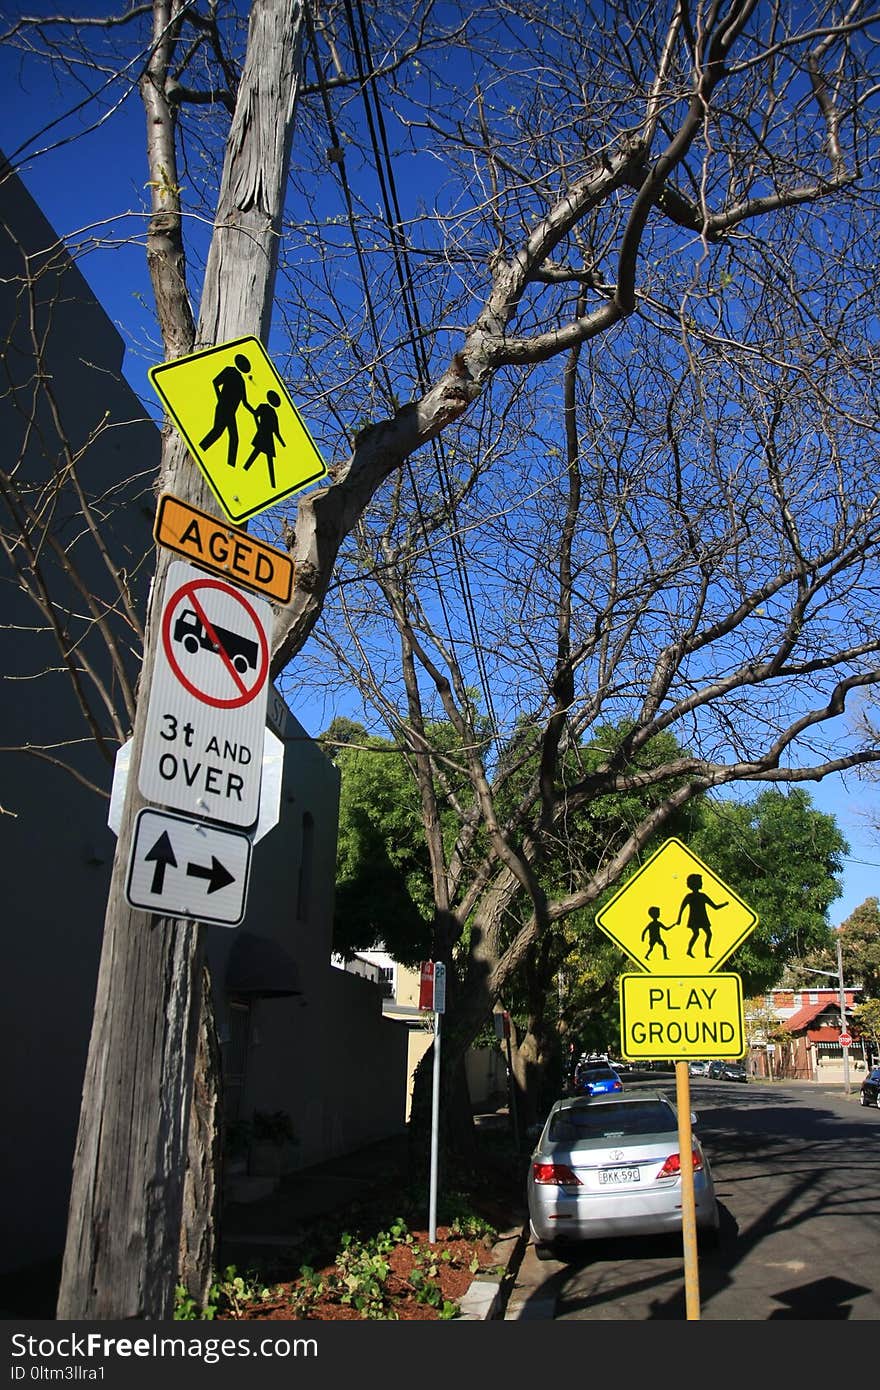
[57,0,305,1320]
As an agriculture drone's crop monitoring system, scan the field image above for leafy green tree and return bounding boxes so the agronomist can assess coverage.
[497,724,695,1119]
[837,898,880,999]
[512,786,847,1112]
[683,790,847,993]
[853,998,880,1067]
[324,715,482,965]
[324,721,432,965]
[6,1,878,1306]
[744,998,789,1047]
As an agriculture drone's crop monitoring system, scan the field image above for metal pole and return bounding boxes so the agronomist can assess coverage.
[837,936,851,1096]
[429,1007,441,1243]
[675,1060,701,1320]
[505,1027,521,1154]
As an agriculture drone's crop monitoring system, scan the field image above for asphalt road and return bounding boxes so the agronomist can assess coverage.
[507,1078,880,1321]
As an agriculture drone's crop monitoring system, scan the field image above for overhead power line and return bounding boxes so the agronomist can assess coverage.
[344,0,501,742]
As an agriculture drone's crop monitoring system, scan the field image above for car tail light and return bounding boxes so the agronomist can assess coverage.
[612,1080,622,1090]
[656,1150,703,1178]
[532,1162,582,1186]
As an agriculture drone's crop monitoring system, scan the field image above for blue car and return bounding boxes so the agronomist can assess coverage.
[573,1062,623,1096]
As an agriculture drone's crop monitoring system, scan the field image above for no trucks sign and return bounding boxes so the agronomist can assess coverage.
[138,561,272,828]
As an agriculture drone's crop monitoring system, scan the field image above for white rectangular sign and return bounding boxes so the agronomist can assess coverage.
[139,560,272,827]
[433,961,447,1014]
[111,727,284,844]
[125,807,251,927]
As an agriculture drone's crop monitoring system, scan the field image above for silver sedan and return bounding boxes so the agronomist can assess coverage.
[527,1090,720,1257]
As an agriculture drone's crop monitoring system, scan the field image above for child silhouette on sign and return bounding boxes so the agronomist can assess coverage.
[199,353,253,469]
[641,905,672,961]
[242,389,285,488]
[675,873,728,959]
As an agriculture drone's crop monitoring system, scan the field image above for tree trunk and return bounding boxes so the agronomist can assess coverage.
[56,0,305,1319]
[409,1043,476,1175]
[178,967,222,1309]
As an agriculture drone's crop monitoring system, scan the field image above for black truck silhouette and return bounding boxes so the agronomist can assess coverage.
[173,608,258,675]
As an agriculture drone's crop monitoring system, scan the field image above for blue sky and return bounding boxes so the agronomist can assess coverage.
[3,12,878,934]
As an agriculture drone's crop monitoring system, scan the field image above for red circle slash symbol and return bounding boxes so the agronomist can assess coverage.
[161,577,269,709]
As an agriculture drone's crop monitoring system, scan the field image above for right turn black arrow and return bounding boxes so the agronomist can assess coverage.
[186,855,235,895]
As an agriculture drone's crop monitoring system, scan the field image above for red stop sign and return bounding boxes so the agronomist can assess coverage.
[839,1031,852,1047]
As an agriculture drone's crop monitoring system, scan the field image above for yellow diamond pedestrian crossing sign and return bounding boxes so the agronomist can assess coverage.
[149,336,327,524]
[594,838,758,975]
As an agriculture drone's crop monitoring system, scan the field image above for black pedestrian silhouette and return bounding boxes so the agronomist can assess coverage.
[242,389,285,488]
[199,353,253,468]
[675,873,727,959]
[641,905,672,960]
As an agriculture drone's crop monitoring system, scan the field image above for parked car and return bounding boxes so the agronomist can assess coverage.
[859,1066,880,1108]
[719,1062,748,1083]
[707,1060,726,1078]
[688,1060,710,1077]
[573,1062,623,1096]
[527,1090,720,1257]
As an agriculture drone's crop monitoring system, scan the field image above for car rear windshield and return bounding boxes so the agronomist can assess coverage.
[579,1066,617,1080]
[549,1101,677,1142]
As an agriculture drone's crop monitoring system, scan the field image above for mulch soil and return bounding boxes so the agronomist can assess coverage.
[215,1145,526,1322]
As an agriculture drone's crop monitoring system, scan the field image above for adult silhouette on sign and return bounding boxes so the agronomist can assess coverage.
[199,353,253,468]
[674,872,727,959]
[242,390,285,488]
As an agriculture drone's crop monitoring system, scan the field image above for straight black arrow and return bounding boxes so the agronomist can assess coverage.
[144,830,177,894]
[186,855,235,894]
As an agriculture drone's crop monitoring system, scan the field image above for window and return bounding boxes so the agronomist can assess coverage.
[550,1100,677,1141]
[379,965,395,999]
[296,811,314,921]
[809,992,819,1004]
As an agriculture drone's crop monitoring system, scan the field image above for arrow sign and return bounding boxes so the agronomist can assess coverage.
[186,855,235,895]
[144,830,177,894]
[126,807,251,928]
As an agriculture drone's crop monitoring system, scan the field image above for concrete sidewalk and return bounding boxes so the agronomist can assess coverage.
[221,1128,413,1246]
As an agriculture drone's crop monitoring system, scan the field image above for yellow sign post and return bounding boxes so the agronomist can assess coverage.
[619,973,746,1060]
[149,336,327,523]
[595,838,758,975]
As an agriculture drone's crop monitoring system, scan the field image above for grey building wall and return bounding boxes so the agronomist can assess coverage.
[1,155,156,1279]
[208,693,409,1174]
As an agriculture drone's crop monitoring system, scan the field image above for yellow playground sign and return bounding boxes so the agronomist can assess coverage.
[619,973,746,1060]
[149,336,327,524]
[595,838,758,975]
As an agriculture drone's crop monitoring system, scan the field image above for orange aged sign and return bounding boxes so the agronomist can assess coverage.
[154,493,294,604]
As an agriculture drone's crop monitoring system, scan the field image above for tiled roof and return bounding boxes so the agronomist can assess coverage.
[783,1000,839,1032]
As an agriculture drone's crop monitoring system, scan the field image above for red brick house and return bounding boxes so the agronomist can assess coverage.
[761,988,863,1081]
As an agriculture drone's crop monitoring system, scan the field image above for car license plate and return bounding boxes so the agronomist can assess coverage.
[599,1167,640,1185]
